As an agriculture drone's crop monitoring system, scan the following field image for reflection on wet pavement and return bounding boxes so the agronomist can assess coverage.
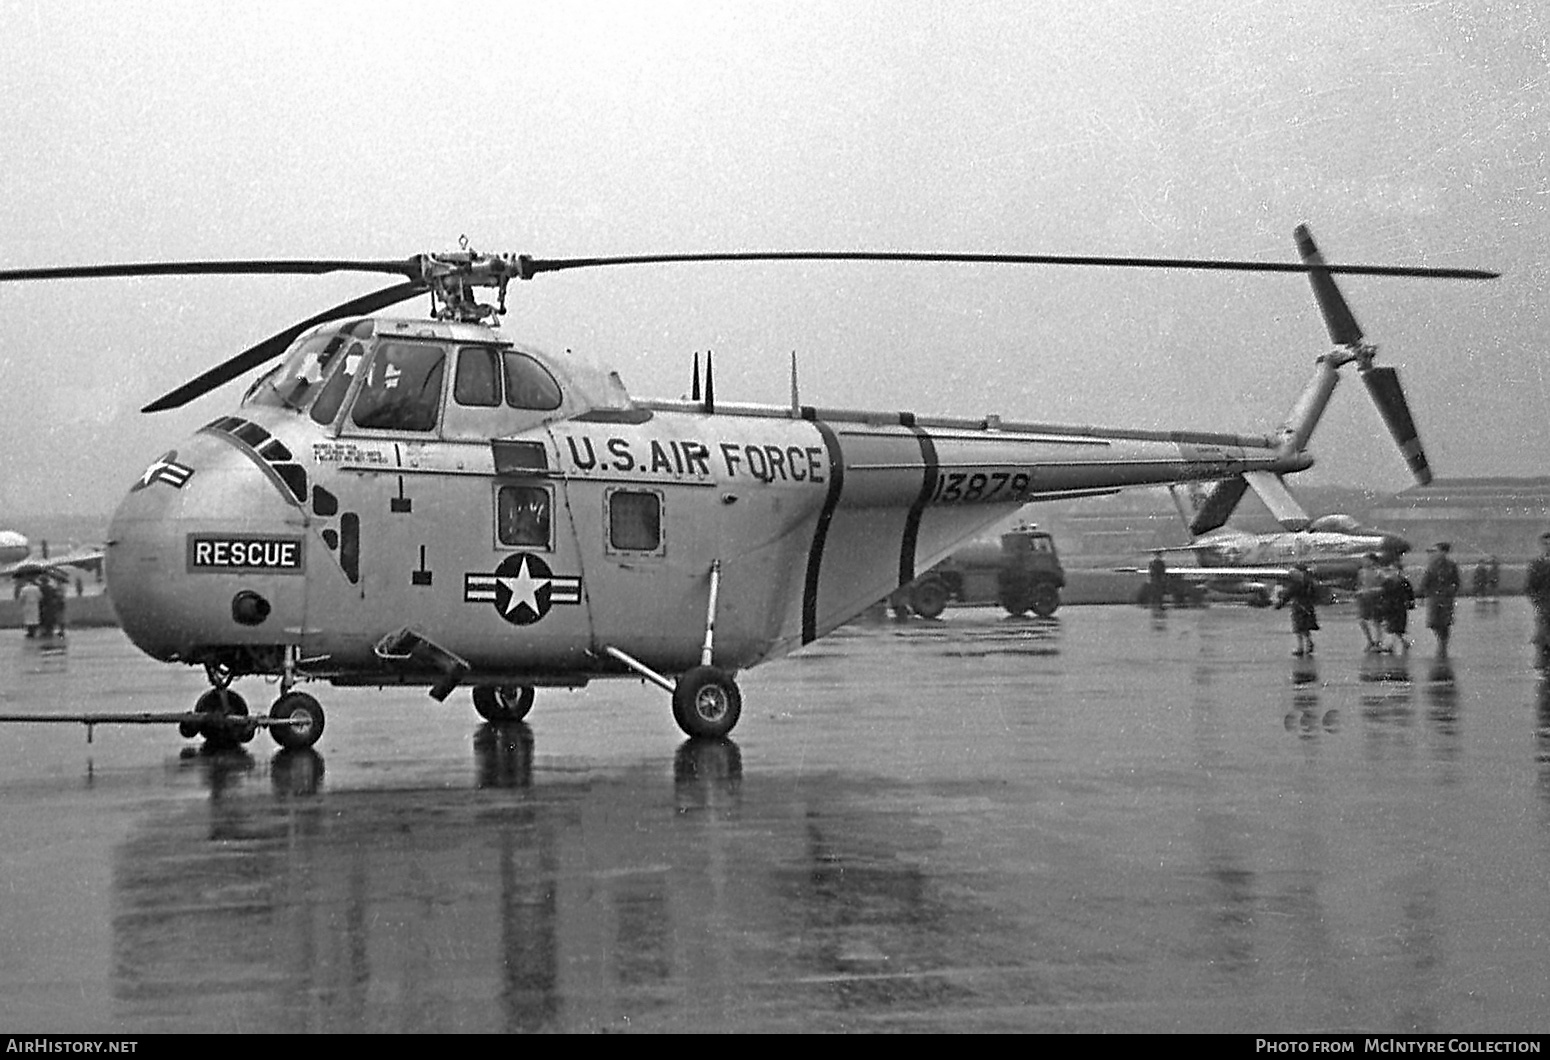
[3,602,1550,1032]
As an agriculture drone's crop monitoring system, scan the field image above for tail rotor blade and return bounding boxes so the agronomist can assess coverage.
[141,280,426,412]
[1294,224,1365,346]
[1361,365,1432,485]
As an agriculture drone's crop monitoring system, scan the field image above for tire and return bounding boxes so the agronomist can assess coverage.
[192,688,252,748]
[472,685,535,722]
[672,666,743,740]
[269,691,326,750]
[1029,582,1060,617]
[910,578,948,620]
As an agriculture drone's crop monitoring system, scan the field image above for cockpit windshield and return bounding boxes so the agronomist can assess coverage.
[246,320,375,416]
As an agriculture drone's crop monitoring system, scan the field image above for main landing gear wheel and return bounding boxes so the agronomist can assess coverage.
[472,685,535,722]
[672,666,742,740]
[269,691,326,750]
[188,688,254,749]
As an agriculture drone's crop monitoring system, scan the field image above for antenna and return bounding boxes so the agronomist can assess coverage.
[692,352,701,402]
[790,351,801,414]
[704,350,716,413]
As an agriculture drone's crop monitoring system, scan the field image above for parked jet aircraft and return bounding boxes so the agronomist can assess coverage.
[1138,483,1411,605]
[0,226,1493,749]
[0,529,102,582]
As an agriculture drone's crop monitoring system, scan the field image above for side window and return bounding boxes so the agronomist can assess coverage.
[497,485,552,549]
[607,489,662,553]
[504,352,563,411]
[350,342,446,432]
[454,347,502,407]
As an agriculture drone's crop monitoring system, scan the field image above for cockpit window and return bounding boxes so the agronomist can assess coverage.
[454,347,502,407]
[249,332,348,412]
[504,352,563,411]
[350,342,446,432]
[310,342,365,426]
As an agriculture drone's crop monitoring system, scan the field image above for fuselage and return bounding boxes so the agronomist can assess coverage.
[1191,526,1409,589]
[105,315,1309,688]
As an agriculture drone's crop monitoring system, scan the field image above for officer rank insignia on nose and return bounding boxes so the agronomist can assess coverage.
[464,553,583,625]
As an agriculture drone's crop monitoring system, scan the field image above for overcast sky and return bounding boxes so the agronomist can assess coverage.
[1,0,1545,519]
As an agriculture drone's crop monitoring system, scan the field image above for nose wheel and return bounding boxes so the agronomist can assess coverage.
[269,692,326,750]
[185,688,256,749]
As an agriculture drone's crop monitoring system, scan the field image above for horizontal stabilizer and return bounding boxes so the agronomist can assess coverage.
[1183,478,1249,536]
[1242,471,1311,531]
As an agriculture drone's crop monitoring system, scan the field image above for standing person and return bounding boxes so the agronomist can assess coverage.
[16,576,42,639]
[1355,552,1385,652]
[37,577,58,639]
[1419,542,1461,655]
[1473,558,1492,598]
[1276,562,1320,657]
[1379,557,1415,654]
[1146,550,1168,609]
[1526,531,1550,669]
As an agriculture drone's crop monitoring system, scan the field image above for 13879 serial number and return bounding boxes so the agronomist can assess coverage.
[930,470,1031,505]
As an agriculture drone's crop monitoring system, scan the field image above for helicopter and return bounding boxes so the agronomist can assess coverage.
[0,226,1495,750]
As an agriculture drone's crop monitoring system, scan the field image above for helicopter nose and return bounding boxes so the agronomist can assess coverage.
[106,429,307,663]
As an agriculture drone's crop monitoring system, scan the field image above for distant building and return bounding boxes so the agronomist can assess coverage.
[1370,478,1550,561]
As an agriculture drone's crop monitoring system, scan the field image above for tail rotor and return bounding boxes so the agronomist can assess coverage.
[1294,224,1433,486]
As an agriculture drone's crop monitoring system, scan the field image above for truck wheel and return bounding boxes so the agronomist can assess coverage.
[910,578,948,619]
[1029,582,1060,617]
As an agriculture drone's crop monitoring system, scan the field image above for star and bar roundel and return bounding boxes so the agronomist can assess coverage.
[464,553,583,626]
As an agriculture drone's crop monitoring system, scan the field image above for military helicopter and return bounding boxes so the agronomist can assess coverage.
[0,226,1494,750]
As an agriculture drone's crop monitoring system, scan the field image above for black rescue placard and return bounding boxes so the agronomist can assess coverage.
[186,534,305,574]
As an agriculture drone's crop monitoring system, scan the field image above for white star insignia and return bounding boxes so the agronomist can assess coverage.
[498,555,550,617]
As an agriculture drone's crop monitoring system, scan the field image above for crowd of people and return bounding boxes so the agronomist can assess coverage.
[13,573,69,639]
[1279,540,1470,659]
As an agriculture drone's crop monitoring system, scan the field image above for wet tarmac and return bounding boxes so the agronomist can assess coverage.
[1,599,1548,1033]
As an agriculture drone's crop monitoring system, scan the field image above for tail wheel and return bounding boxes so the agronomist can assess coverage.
[672,666,743,739]
[191,688,253,748]
[269,691,326,750]
[472,685,535,722]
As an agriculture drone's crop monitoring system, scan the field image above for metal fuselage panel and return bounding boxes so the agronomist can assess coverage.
[105,368,1301,682]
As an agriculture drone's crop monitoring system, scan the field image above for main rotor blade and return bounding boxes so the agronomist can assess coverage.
[0,259,423,283]
[1294,225,1365,345]
[141,280,427,413]
[517,250,1499,281]
[1361,365,1432,486]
